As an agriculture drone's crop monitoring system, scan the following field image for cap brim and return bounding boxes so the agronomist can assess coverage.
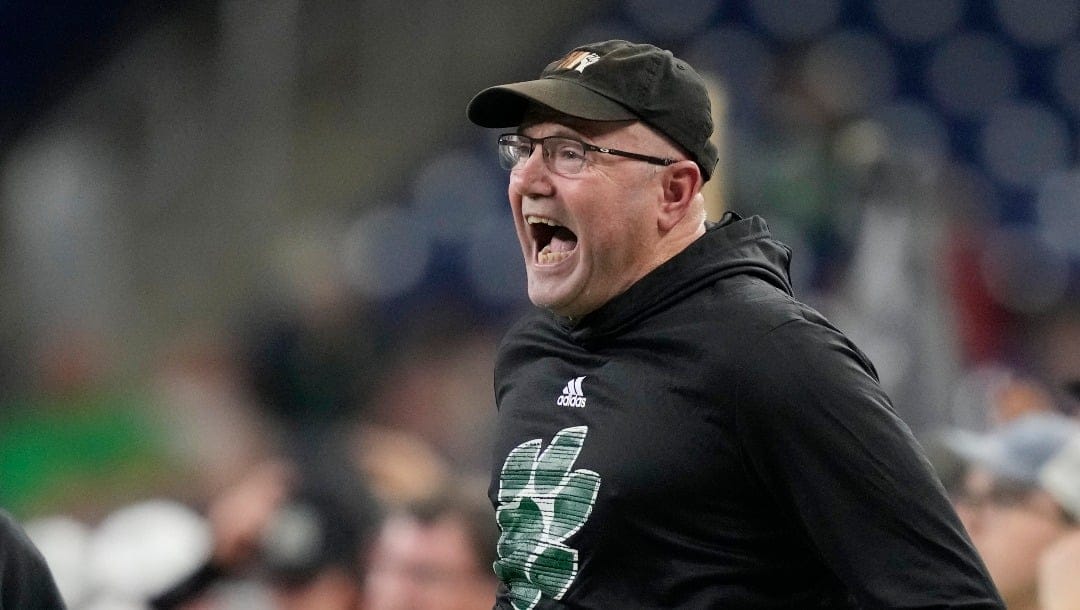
[943,430,995,467]
[467,77,637,127]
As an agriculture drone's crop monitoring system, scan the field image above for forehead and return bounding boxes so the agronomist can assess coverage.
[518,105,638,140]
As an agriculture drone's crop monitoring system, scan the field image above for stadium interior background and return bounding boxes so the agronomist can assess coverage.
[1,0,1079,604]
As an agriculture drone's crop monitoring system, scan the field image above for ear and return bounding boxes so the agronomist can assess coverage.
[656,160,703,232]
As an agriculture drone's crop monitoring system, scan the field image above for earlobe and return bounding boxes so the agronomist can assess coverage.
[657,161,702,232]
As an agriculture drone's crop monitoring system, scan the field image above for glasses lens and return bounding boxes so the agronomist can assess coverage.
[498,135,530,171]
[544,137,587,175]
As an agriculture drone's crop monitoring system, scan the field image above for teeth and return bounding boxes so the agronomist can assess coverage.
[528,215,572,265]
[526,215,562,227]
[538,245,573,265]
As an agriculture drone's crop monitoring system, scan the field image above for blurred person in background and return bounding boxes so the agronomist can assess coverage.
[466,39,1002,608]
[924,372,1065,536]
[947,412,1080,610]
[1037,430,1080,610]
[0,508,66,608]
[364,481,498,610]
[150,459,380,610]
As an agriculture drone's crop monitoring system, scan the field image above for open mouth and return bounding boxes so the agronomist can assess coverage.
[526,215,578,265]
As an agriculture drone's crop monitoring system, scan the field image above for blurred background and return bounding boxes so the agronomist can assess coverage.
[1,0,1079,607]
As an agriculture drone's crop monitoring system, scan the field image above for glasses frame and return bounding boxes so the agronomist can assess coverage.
[498,133,676,175]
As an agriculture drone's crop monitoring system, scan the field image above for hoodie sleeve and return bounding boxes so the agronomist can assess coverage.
[732,315,1004,609]
[0,510,67,609]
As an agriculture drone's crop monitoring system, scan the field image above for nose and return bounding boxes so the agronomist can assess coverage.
[509,142,554,196]
[519,140,548,171]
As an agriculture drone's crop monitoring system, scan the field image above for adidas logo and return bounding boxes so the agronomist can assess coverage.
[556,376,587,408]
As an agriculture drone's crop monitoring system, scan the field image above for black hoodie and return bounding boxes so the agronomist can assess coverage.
[490,214,1003,609]
[1,510,65,609]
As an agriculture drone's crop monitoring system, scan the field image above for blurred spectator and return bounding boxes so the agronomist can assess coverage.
[0,508,66,608]
[947,413,1080,610]
[77,499,213,608]
[150,459,381,610]
[364,481,498,610]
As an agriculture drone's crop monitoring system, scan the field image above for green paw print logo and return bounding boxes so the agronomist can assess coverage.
[494,426,601,610]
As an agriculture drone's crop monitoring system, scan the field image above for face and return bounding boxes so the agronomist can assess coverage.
[507,113,672,317]
[959,468,1073,607]
[364,515,496,610]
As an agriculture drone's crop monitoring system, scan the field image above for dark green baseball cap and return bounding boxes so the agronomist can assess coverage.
[467,40,719,181]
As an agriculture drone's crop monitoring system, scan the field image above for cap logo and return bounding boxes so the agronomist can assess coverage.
[555,50,601,74]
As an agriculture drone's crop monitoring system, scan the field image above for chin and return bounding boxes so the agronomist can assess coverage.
[528,286,571,316]
[526,263,586,313]
[528,291,560,312]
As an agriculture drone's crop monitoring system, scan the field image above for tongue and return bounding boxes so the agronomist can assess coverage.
[549,226,578,253]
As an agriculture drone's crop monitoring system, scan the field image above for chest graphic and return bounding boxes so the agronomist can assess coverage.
[494,426,601,610]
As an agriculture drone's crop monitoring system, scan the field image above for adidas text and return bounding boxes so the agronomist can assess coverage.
[557,376,587,408]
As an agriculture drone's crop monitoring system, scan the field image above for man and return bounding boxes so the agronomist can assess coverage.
[1,508,67,608]
[466,40,1003,608]
[947,413,1080,610]
[364,484,499,610]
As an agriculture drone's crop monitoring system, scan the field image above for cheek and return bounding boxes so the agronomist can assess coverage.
[581,203,648,259]
[577,213,622,263]
[507,183,522,212]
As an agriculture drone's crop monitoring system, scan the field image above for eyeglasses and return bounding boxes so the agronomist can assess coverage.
[498,133,675,176]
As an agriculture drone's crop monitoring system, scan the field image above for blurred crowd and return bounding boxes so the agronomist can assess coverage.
[926,388,1080,610]
[1,283,504,609]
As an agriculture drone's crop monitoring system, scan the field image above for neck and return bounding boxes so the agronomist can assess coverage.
[651,213,706,270]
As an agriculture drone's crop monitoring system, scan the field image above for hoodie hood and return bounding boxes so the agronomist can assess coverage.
[556,213,793,344]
